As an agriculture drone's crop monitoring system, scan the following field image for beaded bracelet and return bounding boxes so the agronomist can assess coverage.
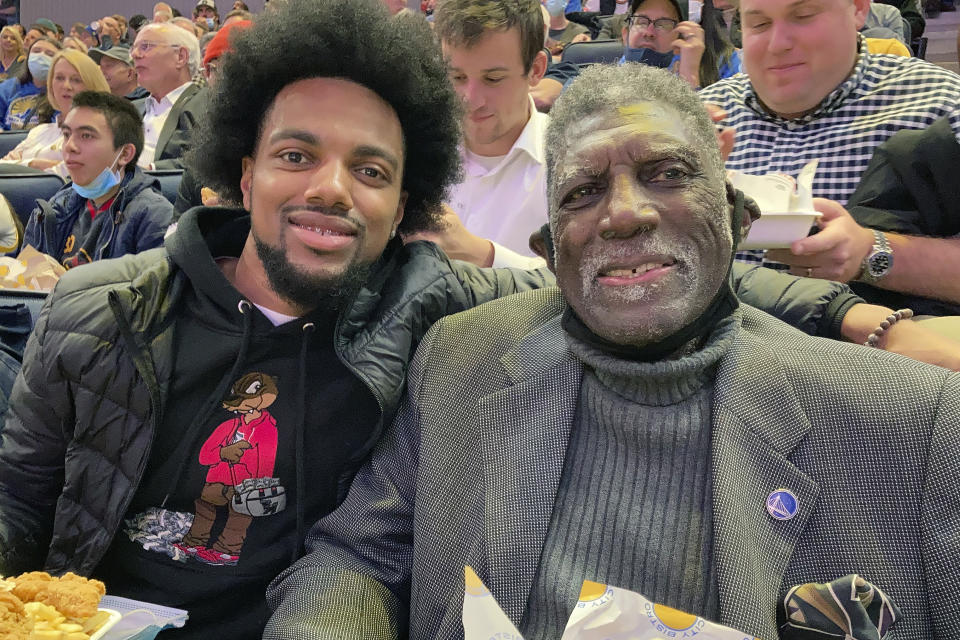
[864,308,914,348]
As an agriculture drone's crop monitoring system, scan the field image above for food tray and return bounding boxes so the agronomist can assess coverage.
[89,609,123,640]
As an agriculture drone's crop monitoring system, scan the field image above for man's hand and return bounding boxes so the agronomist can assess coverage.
[672,21,705,89]
[531,77,563,113]
[767,198,875,283]
[220,440,252,463]
[401,204,495,267]
[571,32,591,44]
[27,158,59,170]
[705,103,735,162]
[840,303,960,371]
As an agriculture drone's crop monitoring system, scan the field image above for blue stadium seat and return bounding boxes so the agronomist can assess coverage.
[145,169,183,205]
[0,173,66,227]
[0,131,28,158]
[561,39,623,66]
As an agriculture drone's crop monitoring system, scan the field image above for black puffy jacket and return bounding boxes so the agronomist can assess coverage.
[0,207,860,576]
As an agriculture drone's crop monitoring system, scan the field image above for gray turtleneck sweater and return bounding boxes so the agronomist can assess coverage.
[520,313,741,639]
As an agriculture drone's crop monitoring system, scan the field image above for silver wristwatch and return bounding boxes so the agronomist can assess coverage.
[858,230,893,283]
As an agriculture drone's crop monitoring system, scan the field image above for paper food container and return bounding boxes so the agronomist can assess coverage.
[730,160,822,250]
[89,609,123,640]
[739,210,822,249]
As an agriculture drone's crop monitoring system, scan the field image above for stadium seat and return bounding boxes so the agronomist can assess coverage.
[0,131,29,158]
[561,39,623,66]
[0,173,66,227]
[145,169,183,206]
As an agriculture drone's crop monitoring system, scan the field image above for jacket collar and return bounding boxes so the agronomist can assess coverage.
[477,303,819,635]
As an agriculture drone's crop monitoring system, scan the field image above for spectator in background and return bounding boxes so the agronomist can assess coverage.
[862,1,908,43]
[35,19,59,41]
[132,23,206,170]
[97,16,123,49]
[22,25,47,51]
[0,37,60,130]
[90,45,148,101]
[62,36,88,54]
[113,15,130,43]
[129,14,150,34]
[877,0,924,38]
[70,23,99,50]
[543,0,590,58]
[21,91,173,266]
[233,1,250,9]
[1,50,110,175]
[222,9,253,26]
[194,0,221,30]
[700,0,960,315]
[0,25,24,80]
[383,0,408,14]
[154,2,174,23]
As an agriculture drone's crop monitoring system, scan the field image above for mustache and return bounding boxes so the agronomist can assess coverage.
[278,203,352,218]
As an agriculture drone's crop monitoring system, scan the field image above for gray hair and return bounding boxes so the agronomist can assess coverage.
[545,63,724,231]
[140,22,202,76]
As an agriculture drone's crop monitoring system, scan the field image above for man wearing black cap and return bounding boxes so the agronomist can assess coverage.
[89,45,148,101]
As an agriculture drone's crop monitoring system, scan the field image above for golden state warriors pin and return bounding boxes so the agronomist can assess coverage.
[766,489,799,521]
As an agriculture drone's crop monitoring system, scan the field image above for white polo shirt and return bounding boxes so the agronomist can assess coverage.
[448,97,550,268]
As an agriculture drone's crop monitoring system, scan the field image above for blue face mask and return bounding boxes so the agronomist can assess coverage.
[205,17,215,29]
[72,149,125,200]
[623,46,675,68]
[27,53,52,82]
[545,0,567,17]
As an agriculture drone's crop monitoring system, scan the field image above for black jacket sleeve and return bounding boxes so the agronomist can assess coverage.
[731,262,863,339]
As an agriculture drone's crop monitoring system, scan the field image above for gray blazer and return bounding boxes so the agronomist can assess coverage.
[266,288,960,640]
[136,83,207,171]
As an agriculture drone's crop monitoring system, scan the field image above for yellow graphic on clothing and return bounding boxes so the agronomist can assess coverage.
[63,234,75,255]
[5,94,40,130]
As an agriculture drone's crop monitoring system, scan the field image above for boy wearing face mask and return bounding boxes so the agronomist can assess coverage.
[21,91,173,268]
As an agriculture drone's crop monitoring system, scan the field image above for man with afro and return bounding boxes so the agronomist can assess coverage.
[0,0,549,636]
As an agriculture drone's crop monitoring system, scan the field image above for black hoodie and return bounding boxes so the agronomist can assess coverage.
[94,210,378,638]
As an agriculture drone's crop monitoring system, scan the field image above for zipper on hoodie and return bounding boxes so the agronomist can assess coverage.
[94,186,127,261]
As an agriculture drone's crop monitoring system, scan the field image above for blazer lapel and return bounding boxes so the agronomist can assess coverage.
[477,315,582,626]
[710,322,821,639]
[154,84,196,161]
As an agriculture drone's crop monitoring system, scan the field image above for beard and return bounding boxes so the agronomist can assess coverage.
[253,229,372,315]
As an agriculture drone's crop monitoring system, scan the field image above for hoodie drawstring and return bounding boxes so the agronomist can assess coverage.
[160,300,255,508]
[292,321,314,563]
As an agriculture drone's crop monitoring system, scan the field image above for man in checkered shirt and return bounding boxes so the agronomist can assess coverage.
[699,0,960,312]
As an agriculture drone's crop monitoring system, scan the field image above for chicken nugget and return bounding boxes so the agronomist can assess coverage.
[34,581,101,620]
[10,572,52,602]
[57,574,106,599]
[0,590,29,640]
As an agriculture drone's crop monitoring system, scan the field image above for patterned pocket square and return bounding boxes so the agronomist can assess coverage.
[780,574,900,640]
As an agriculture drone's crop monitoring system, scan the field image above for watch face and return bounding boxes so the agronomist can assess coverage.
[869,252,892,277]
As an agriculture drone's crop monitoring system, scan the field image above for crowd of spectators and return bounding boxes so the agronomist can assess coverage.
[0,0,958,639]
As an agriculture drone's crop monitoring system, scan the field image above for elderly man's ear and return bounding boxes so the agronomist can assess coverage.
[529,223,556,273]
[726,180,757,244]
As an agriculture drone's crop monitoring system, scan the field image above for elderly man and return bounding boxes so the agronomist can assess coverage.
[265,64,960,640]
[131,22,206,169]
[699,0,960,314]
[97,16,123,49]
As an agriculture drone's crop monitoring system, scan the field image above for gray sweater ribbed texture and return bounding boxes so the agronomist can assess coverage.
[520,313,741,639]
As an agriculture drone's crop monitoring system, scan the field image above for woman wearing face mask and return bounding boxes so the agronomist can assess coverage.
[0,50,110,176]
[0,26,25,81]
[0,37,61,131]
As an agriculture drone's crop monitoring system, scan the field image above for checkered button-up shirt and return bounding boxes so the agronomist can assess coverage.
[699,40,960,266]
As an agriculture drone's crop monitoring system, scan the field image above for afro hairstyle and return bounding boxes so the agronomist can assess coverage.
[190,0,463,234]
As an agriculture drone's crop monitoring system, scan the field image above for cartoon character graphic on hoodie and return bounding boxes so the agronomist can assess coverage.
[173,372,283,566]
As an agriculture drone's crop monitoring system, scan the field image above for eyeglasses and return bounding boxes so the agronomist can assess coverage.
[626,15,679,32]
[131,41,179,54]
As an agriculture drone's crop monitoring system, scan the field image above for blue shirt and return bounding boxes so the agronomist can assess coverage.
[0,77,42,131]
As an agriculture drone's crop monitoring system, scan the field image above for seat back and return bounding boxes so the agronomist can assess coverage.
[144,169,183,205]
[0,173,66,227]
[0,131,29,158]
[561,39,623,66]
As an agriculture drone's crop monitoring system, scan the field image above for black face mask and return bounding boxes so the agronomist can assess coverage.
[623,46,675,68]
[551,188,749,362]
